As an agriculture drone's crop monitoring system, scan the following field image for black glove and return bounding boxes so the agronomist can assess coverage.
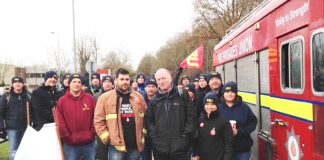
[0,130,7,139]
[176,67,183,74]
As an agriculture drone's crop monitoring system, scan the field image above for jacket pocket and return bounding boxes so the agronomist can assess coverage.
[169,136,190,154]
[67,131,94,146]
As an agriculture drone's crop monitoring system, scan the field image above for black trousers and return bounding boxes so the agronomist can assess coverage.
[95,134,108,160]
[153,149,188,160]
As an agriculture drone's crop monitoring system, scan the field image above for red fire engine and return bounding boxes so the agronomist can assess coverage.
[213,0,324,159]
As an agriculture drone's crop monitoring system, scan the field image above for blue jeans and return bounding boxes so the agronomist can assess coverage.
[234,151,251,160]
[108,144,140,160]
[7,129,25,160]
[63,140,96,160]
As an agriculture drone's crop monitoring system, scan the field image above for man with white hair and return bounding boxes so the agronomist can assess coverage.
[145,68,196,160]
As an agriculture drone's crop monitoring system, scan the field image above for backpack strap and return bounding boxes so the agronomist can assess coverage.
[5,92,10,106]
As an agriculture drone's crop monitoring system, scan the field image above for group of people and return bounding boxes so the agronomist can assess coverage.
[0,66,257,160]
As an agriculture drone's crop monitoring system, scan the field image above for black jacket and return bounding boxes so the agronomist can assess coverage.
[195,87,210,117]
[0,88,30,131]
[145,86,196,155]
[219,96,257,152]
[193,111,233,160]
[85,84,101,95]
[31,84,63,130]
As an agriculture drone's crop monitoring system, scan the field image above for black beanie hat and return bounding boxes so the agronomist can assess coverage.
[102,75,114,84]
[222,81,238,94]
[199,74,207,81]
[185,83,196,93]
[91,72,100,80]
[181,75,190,84]
[207,72,222,82]
[136,74,145,80]
[11,76,24,84]
[68,74,84,85]
[44,71,58,82]
[203,92,220,106]
[144,77,157,87]
[63,73,71,80]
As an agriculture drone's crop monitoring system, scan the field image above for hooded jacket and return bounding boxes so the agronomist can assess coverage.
[193,110,233,160]
[145,86,196,155]
[219,96,257,152]
[56,89,96,146]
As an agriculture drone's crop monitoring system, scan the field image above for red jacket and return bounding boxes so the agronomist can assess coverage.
[56,89,96,146]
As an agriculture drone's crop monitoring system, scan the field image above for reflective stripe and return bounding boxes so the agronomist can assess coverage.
[99,131,109,141]
[138,112,144,117]
[114,145,126,151]
[143,128,147,135]
[238,91,313,121]
[141,137,145,144]
[106,114,117,120]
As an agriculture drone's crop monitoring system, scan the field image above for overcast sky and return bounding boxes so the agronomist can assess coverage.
[0,0,195,70]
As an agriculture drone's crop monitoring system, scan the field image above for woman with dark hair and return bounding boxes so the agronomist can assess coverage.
[219,81,257,160]
[193,92,233,160]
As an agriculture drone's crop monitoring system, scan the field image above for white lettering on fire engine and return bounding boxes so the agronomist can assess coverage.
[217,35,253,63]
[275,2,309,28]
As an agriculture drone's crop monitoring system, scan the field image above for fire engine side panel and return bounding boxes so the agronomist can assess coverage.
[271,110,313,160]
[224,61,236,83]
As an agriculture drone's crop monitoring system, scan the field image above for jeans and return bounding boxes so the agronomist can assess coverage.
[63,140,96,160]
[108,144,140,160]
[7,129,25,160]
[234,151,251,160]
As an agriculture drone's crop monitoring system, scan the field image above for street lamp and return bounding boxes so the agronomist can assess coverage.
[50,32,60,56]
[72,0,77,73]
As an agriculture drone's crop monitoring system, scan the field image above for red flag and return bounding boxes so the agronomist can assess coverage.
[180,45,204,69]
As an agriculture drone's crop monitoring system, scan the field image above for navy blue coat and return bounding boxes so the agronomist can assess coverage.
[219,96,257,152]
[0,88,30,131]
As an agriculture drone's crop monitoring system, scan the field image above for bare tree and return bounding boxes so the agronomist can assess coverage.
[101,49,134,75]
[0,59,12,86]
[76,35,100,75]
[193,0,263,40]
[136,53,157,75]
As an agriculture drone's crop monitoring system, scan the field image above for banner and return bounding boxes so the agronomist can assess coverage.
[180,45,204,70]
[15,123,63,160]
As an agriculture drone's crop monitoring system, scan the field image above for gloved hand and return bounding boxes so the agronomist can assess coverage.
[0,130,7,139]
[176,67,183,74]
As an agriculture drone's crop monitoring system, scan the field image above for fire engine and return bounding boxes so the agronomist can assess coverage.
[213,0,324,159]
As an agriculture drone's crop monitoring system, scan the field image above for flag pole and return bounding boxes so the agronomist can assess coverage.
[26,101,30,126]
[52,108,65,160]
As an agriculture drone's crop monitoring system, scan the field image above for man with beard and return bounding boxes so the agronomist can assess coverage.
[94,68,147,160]
[85,72,101,95]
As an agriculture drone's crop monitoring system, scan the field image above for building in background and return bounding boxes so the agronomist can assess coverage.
[0,64,48,89]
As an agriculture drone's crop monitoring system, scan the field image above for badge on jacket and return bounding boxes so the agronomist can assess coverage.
[210,128,216,136]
